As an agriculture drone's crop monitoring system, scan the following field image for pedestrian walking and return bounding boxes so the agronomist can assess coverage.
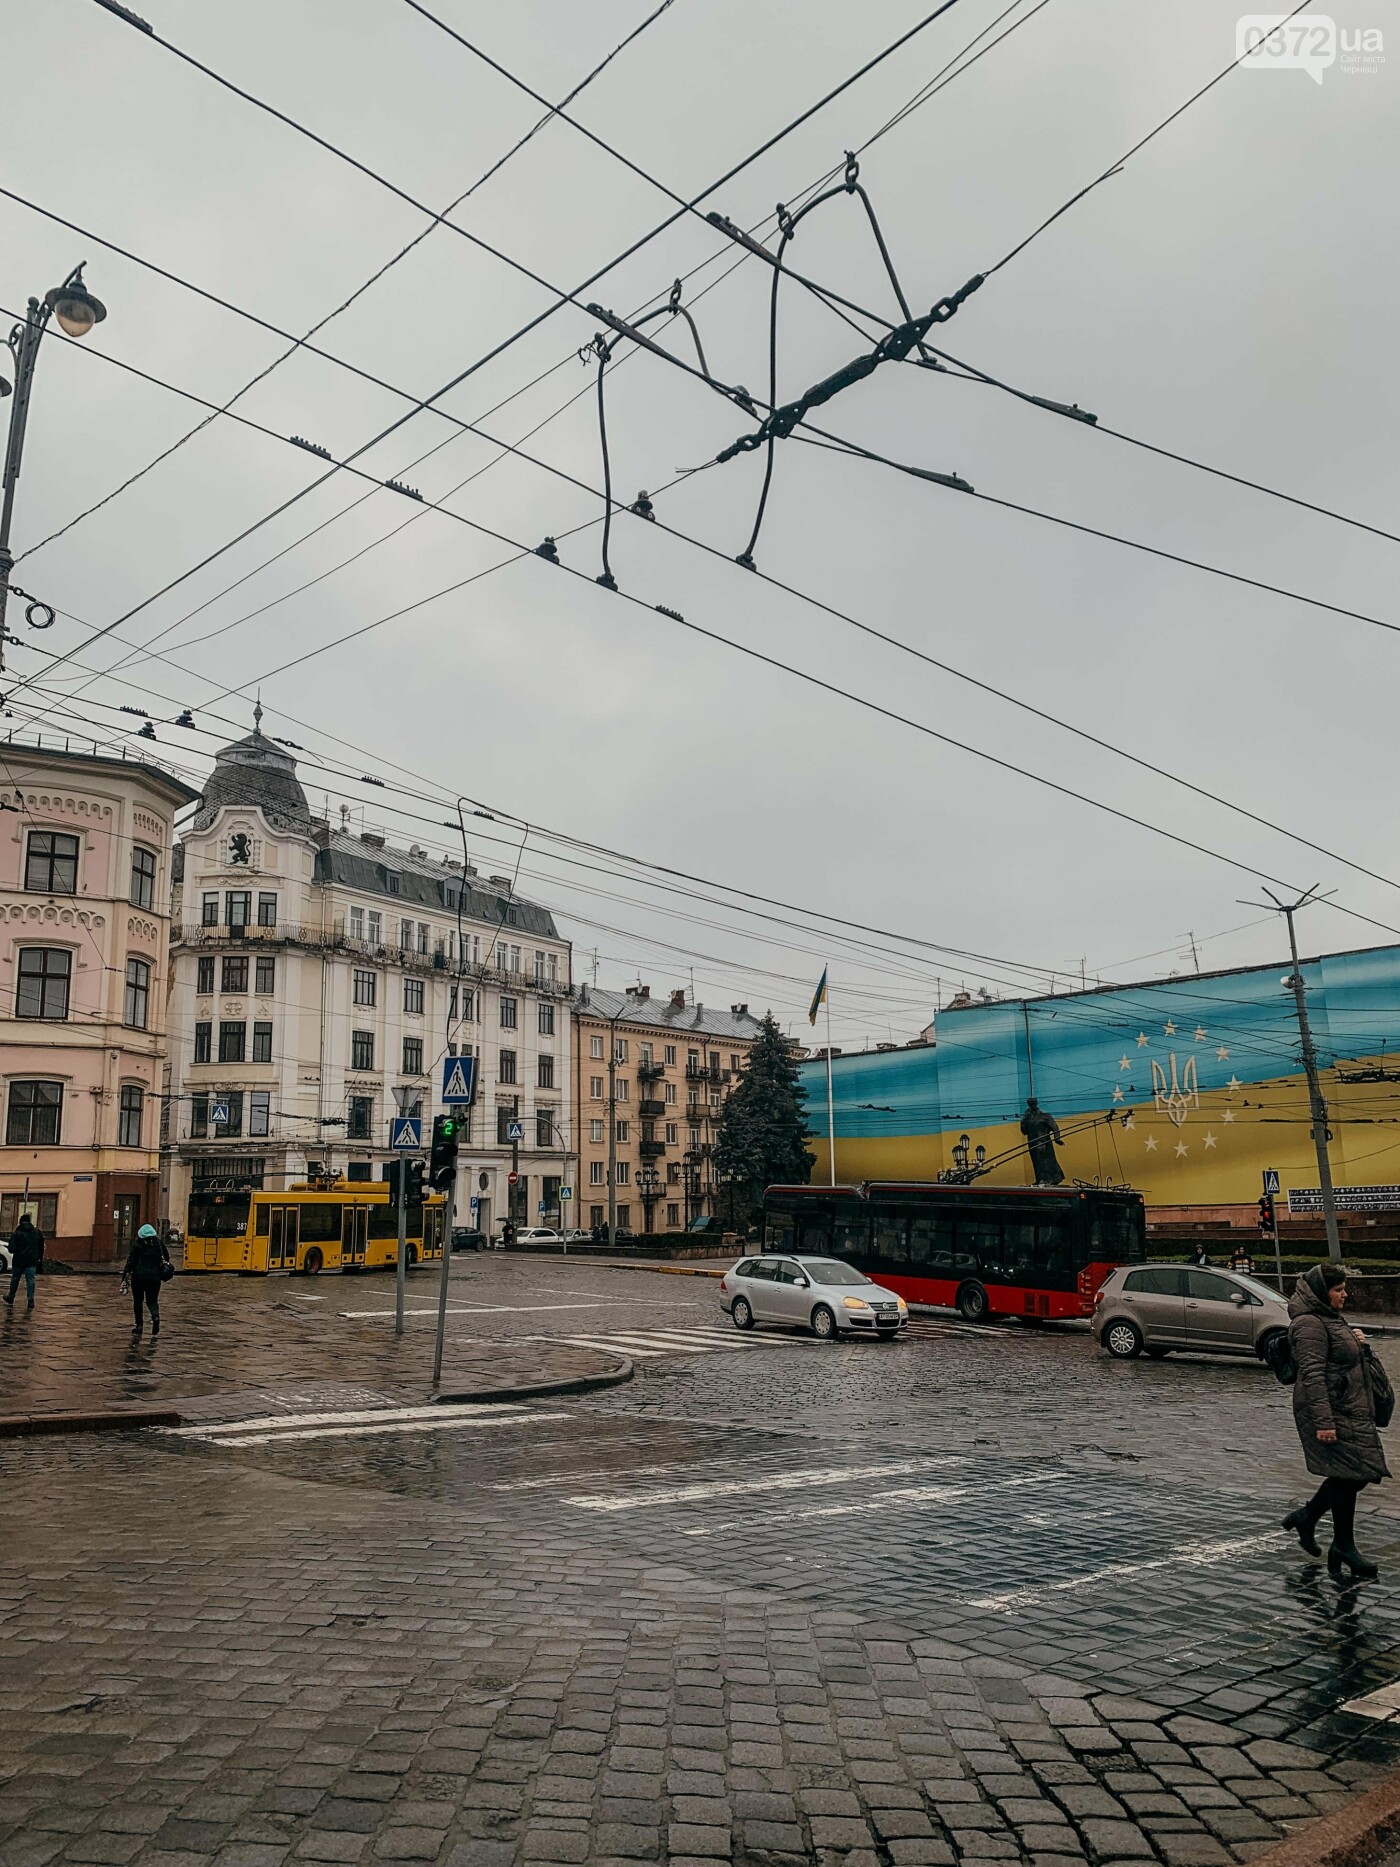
[3,1213,44,1311]
[119,1223,171,1340]
[1281,1263,1389,1578]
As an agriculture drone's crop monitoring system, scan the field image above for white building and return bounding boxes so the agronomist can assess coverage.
[165,718,573,1236]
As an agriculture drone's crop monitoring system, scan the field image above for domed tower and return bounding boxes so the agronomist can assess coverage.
[192,702,314,842]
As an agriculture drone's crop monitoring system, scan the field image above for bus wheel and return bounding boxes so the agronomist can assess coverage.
[1104,1319,1143,1359]
[810,1303,838,1341]
[302,1248,323,1276]
[406,1243,419,1267]
[956,1281,989,1323]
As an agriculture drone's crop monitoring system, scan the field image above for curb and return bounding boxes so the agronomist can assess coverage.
[433,1357,633,1405]
[0,1407,181,1439]
[603,1261,727,1279]
[1249,1765,1400,1867]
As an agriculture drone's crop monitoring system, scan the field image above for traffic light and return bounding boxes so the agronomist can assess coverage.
[429,1113,460,1191]
[1258,1193,1276,1235]
[385,1159,427,1205]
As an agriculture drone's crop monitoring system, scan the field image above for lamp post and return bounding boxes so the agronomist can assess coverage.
[636,1165,661,1236]
[1,265,108,671]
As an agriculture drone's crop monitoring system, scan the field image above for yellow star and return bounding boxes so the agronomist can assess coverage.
[1136,1032,1149,1047]
[1203,1132,1217,1149]
[1174,1139,1188,1158]
[1194,1026,1208,1042]
[1216,1046,1230,1062]
[1144,1133,1158,1151]
[1119,1056,1131,1071]
[1164,1021,1177,1036]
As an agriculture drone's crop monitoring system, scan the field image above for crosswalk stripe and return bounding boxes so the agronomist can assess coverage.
[557,1335,667,1357]
[181,1411,571,1449]
[163,1401,533,1438]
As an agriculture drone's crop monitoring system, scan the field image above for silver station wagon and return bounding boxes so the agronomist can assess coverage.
[719,1253,909,1341]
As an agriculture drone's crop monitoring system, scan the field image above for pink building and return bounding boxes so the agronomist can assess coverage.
[0,741,198,1263]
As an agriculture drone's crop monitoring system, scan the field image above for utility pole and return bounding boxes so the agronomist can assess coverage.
[607,1009,619,1245]
[1244,888,1342,1264]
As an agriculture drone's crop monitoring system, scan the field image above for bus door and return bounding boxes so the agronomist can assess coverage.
[424,1204,444,1259]
[267,1206,299,1272]
[342,1204,369,1266]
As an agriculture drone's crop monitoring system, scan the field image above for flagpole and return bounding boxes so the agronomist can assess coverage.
[825,974,836,1186]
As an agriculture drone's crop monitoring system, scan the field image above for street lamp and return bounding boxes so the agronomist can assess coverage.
[636,1165,661,1235]
[1,264,108,670]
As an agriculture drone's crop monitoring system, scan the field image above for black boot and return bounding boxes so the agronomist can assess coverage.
[1283,1508,1323,1557]
[1328,1543,1379,1579]
[151,1317,160,1338]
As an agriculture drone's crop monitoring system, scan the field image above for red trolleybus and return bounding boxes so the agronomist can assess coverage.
[761,1181,1146,1322]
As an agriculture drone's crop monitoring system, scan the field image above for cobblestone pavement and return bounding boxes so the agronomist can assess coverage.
[5,1258,1400,1866]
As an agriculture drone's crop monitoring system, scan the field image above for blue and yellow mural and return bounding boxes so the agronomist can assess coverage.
[802,944,1400,1212]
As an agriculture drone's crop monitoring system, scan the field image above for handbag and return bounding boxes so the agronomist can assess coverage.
[1366,1349,1395,1429]
[159,1256,175,1283]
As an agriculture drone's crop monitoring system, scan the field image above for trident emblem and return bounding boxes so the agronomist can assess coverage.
[1151,1053,1199,1128]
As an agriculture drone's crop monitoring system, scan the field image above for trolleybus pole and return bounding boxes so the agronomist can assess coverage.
[395,1159,408,1336]
[432,1178,455,1386]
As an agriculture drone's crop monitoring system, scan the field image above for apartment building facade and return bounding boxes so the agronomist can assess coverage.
[0,740,198,1262]
[571,984,763,1235]
[165,720,572,1235]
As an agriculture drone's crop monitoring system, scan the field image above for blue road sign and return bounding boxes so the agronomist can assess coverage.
[469,1196,480,1211]
[561,1187,572,1201]
[389,1116,423,1151]
[506,1118,525,1143]
[210,1099,230,1126]
[1263,1168,1280,1195]
[441,1055,477,1105]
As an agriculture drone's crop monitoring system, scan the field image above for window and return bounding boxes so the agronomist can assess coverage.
[616,1205,632,1230]
[590,1204,605,1227]
[16,948,71,1021]
[350,905,364,940]
[460,988,476,1021]
[532,950,545,983]
[590,1035,603,1059]
[589,1076,604,1100]
[347,1095,373,1140]
[537,1055,554,1090]
[190,1095,208,1139]
[417,922,429,955]
[731,1054,740,1074]
[665,1082,676,1105]
[353,969,377,1007]
[196,955,215,995]
[508,944,521,972]
[218,1020,245,1063]
[130,846,157,909]
[25,831,79,895]
[125,958,151,1030]
[614,1038,628,1063]
[1186,1269,1238,1304]
[202,893,219,926]
[667,1204,680,1227]
[254,956,275,995]
[367,911,381,944]
[118,1084,144,1148]
[538,1003,555,1036]
[665,1122,677,1145]
[616,1120,629,1143]
[257,892,277,927]
[249,1091,271,1138]
[499,1050,517,1085]
[1124,1267,1186,1296]
[400,918,414,951]
[496,1102,520,1145]
[216,1091,243,1138]
[6,1080,62,1146]
[667,1162,680,1184]
[221,955,248,994]
[536,1109,555,1149]
[194,1022,212,1064]
[664,1045,676,1065]
[500,996,518,1029]
[589,1160,605,1186]
[351,1031,375,1072]
[615,1161,630,1186]
[404,977,424,1015]
[615,1079,629,1103]
[225,891,251,929]
[252,1022,273,1063]
[403,1037,424,1075]
[0,1193,58,1235]
[590,1119,604,1143]
[689,1127,700,1147]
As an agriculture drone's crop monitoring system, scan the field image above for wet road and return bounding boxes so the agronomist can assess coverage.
[5,1256,1400,1866]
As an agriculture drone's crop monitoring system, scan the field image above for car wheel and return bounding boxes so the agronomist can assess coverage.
[731,1296,754,1331]
[810,1303,838,1341]
[1104,1319,1144,1359]
[303,1247,323,1276]
[1145,1344,1170,1359]
[956,1281,989,1323]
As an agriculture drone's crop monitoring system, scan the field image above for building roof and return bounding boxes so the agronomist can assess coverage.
[3,737,201,809]
[317,831,559,937]
[579,984,764,1040]
[193,723,314,835]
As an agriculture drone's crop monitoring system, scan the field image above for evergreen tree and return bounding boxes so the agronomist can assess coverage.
[715,1013,814,1229]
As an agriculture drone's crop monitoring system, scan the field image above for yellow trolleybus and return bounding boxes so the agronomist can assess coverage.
[182,1181,446,1275]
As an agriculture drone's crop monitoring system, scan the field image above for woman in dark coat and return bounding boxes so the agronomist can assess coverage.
[1282,1263,1388,1578]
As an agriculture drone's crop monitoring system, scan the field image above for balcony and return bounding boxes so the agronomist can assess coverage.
[637,1061,665,1083]
[684,1064,710,1082]
[638,1098,665,1118]
[639,1139,667,1158]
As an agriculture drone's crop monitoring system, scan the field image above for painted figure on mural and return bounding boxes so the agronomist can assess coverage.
[1021,1097,1065,1185]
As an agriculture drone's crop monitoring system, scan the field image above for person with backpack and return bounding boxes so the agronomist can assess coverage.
[3,1213,45,1311]
[119,1223,172,1340]
[1281,1263,1391,1579]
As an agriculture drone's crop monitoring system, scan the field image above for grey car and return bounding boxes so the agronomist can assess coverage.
[719,1253,908,1341]
[1093,1262,1289,1361]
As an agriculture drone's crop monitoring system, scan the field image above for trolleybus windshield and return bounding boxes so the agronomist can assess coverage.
[187,1190,252,1237]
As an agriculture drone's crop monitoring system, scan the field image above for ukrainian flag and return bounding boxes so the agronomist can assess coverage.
[809,966,828,1026]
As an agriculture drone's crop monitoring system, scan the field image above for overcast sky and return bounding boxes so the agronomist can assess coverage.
[3,0,1396,1047]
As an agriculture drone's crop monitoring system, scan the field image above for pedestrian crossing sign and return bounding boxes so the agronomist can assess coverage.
[389,1116,422,1151]
[440,1055,478,1105]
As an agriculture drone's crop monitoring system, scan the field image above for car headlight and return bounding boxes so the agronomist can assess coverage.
[896,1297,907,1311]
[843,1296,872,1311]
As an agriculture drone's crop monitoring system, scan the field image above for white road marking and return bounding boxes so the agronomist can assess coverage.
[164,1402,535,1438]
[206,1411,571,1448]
[337,1301,628,1319]
[1341,1682,1400,1720]
[679,1472,1060,1538]
[567,1457,958,1513]
[540,1325,814,1358]
[966,1532,1279,1612]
